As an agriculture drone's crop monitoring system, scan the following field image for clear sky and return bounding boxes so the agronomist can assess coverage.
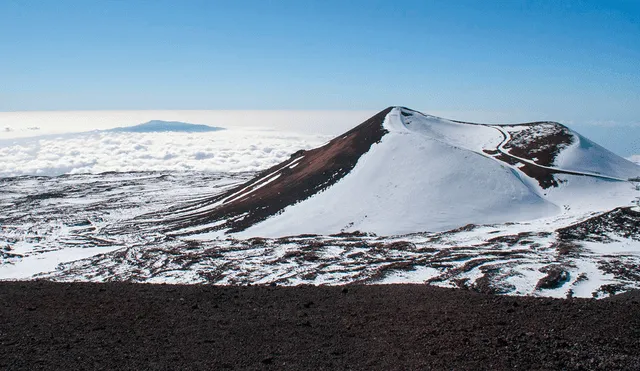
[1,1,639,127]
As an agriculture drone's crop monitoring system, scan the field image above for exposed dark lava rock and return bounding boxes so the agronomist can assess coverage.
[501,122,574,167]
[557,207,640,242]
[536,265,571,290]
[516,162,562,189]
[1,282,639,370]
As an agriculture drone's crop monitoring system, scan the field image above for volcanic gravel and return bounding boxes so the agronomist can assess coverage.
[1,282,639,370]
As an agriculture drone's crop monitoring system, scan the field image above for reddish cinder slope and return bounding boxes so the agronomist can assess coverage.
[151,107,392,234]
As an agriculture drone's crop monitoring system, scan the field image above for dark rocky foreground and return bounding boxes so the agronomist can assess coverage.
[1,282,639,370]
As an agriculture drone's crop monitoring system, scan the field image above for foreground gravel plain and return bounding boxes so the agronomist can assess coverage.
[1,282,639,370]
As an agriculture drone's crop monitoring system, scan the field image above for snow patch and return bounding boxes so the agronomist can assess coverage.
[555,133,640,179]
[378,266,441,284]
[0,245,122,280]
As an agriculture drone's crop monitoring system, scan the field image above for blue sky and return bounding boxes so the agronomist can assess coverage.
[1,0,639,153]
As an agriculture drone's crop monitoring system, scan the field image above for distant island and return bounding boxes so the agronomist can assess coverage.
[108,120,224,133]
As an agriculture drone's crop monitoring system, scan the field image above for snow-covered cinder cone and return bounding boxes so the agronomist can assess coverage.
[138,106,639,238]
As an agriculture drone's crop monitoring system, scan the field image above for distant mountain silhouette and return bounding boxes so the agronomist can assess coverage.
[108,120,224,133]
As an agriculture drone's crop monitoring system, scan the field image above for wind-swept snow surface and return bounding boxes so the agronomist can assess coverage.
[2,170,638,298]
[554,132,640,179]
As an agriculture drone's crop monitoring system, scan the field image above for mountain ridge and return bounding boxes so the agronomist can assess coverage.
[108,120,224,133]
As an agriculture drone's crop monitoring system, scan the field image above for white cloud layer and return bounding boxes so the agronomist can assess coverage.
[2,110,637,178]
[0,129,329,177]
[0,111,366,177]
[629,155,640,165]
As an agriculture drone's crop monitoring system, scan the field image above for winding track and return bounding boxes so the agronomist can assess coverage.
[489,125,629,182]
[442,110,632,183]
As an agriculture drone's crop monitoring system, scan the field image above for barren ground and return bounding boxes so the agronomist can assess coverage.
[1,282,639,370]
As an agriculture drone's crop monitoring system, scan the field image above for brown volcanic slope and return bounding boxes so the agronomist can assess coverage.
[130,107,392,234]
[1,281,639,370]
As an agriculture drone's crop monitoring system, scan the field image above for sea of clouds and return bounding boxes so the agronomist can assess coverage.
[0,110,378,178]
[2,110,638,178]
[0,128,330,177]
